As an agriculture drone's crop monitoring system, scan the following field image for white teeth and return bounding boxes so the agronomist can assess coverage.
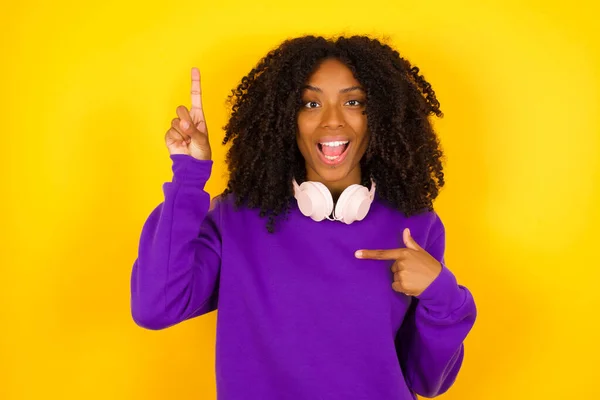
[324,155,340,160]
[320,140,349,147]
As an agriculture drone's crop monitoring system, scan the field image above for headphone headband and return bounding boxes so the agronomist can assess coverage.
[293,179,376,224]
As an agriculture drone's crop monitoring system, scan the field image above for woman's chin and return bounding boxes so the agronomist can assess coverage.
[309,164,359,186]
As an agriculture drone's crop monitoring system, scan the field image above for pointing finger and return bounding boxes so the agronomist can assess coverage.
[190,67,205,127]
[355,248,406,260]
[191,67,202,109]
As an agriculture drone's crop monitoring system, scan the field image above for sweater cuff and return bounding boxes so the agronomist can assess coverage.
[416,264,466,318]
[170,154,213,186]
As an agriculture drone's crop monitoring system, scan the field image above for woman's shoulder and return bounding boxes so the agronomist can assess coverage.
[375,197,443,227]
[402,209,445,244]
[411,208,444,229]
[209,191,259,220]
[209,191,235,212]
[374,198,445,245]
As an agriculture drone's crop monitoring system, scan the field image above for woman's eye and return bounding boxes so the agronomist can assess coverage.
[346,100,363,106]
[304,101,320,109]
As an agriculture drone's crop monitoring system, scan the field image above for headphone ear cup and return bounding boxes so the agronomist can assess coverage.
[335,184,372,224]
[295,181,334,221]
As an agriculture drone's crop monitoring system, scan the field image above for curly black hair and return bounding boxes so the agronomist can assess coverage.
[221,34,445,233]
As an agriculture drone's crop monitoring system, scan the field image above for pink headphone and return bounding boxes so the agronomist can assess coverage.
[293,179,376,224]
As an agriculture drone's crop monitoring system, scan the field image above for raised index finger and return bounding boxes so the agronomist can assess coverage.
[355,248,406,260]
[190,67,204,123]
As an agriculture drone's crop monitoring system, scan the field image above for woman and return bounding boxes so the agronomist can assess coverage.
[131,34,477,399]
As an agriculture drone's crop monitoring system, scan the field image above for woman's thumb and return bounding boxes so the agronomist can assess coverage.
[180,119,201,142]
[403,228,422,251]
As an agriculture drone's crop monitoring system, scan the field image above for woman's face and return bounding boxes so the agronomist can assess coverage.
[296,58,369,194]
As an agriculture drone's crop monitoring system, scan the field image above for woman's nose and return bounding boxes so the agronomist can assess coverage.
[320,104,345,129]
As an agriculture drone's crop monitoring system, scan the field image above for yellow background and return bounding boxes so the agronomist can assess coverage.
[1,0,599,398]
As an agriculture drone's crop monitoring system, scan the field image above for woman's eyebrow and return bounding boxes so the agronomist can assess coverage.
[303,85,365,94]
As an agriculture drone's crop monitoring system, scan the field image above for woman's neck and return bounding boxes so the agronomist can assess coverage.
[306,167,362,202]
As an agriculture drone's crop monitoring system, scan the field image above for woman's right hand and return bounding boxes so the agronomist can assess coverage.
[165,67,212,161]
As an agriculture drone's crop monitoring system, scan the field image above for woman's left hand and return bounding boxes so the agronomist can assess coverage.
[355,228,442,296]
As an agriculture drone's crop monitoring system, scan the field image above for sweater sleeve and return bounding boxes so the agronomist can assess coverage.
[130,154,222,330]
[395,217,477,397]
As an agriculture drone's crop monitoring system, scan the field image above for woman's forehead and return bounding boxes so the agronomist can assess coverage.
[305,59,362,88]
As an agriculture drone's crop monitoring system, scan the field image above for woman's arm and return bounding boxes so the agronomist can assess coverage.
[395,221,477,397]
[130,154,222,330]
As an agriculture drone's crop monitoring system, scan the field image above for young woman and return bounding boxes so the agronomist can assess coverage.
[131,35,477,399]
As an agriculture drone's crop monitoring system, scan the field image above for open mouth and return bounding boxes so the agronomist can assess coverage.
[317,140,350,165]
